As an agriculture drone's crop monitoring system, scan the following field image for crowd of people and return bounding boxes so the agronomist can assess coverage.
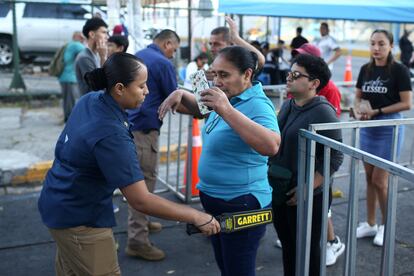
[40,14,412,276]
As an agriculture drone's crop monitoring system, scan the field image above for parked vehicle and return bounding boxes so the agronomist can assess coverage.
[0,2,104,67]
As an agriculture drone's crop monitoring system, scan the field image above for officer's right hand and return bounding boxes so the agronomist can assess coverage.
[194,212,220,236]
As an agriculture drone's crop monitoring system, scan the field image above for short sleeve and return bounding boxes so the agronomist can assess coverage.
[329,37,340,50]
[395,63,412,92]
[159,62,178,98]
[251,99,279,133]
[94,134,144,189]
[356,65,366,89]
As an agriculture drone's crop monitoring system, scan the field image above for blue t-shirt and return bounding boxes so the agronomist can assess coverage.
[128,44,177,131]
[38,92,144,228]
[59,41,85,83]
[197,82,279,208]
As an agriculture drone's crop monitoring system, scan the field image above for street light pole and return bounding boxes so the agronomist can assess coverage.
[188,0,192,60]
[9,0,26,92]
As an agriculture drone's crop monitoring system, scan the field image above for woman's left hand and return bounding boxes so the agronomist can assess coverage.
[200,87,232,115]
[359,109,377,120]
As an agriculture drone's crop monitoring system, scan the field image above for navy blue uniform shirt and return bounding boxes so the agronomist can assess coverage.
[38,92,144,228]
[128,43,177,131]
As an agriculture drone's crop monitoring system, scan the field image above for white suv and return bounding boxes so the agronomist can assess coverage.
[0,2,102,67]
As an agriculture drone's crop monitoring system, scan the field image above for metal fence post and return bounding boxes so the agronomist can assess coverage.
[175,113,184,191]
[166,112,172,184]
[320,146,331,275]
[344,128,360,276]
[381,125,399,276]
[184,117,193,203]
[296,134,315,276]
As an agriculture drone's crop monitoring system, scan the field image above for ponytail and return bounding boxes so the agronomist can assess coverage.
[84,52,145,93]
[85,68,107,91]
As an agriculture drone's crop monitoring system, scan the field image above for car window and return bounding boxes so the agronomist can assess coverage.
[0,2,11,17]
[60,4,88,20]
[23,3,60,18]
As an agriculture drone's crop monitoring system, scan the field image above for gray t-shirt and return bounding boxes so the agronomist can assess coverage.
[75,47,100,95]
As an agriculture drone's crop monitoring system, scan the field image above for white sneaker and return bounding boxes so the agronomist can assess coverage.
[356,222,378,238]
[326,236,346,266]
[373,225,384,246]
[275,239,282,248]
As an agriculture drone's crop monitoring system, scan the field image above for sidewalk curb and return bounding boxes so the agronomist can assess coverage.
[1,145,187,187]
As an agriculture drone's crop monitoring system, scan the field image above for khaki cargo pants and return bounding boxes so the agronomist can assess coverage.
[49,226,121,276]
[127,130,159,247]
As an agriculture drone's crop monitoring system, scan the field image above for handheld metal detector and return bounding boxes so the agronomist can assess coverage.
[186,208,273,235]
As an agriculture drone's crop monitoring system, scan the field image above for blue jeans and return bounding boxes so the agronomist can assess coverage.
[200,192,266,276]
[360,112,404,161]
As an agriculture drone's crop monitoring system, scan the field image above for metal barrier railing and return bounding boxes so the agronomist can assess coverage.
[155,111,201,203]
[296,118,414,276]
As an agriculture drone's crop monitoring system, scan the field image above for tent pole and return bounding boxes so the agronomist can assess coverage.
[277,17,282,41]
[266,16,269,42]
[239,15,243,38]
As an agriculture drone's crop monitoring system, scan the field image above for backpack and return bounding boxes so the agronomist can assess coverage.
[48,44,67,77]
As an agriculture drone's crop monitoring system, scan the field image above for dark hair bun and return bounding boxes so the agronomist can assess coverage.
[85,68,107,91]
[250,51,259,72]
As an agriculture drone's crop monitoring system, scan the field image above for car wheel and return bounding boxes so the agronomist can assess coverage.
[0,38,13,67]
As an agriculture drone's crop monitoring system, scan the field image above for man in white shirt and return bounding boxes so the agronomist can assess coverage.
[314,22,341,71]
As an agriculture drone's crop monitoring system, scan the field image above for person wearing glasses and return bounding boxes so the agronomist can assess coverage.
[158,46,280,276]
[290,43,344,267]
[38,53,220,276]
[268,54,343,276]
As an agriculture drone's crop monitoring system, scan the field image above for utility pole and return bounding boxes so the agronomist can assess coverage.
[188,0,192,60]
[106,0,121,30]
[127,0,144,52]
[9,0,26,92]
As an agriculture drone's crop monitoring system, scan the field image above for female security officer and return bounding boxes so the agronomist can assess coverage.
[38,52,219,275]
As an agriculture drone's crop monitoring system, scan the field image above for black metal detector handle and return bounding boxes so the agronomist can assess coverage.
[186,215,220,235]
[186,223,204,235]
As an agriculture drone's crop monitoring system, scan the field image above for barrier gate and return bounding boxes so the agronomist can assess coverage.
[296,118,414,276]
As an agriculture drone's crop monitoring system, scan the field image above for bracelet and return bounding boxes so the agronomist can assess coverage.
[196,215,214,228]
[378,107,383,115]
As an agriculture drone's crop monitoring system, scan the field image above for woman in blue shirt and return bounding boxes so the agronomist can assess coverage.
[159,46,281,276]
[38,52,220,275]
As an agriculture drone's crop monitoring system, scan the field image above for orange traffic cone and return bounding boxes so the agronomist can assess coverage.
[183,118,202,196]
[344,55,353,83]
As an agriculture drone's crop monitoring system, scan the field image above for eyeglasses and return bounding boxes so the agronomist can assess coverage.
[205,114,221,134]
[287,71,314,81]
